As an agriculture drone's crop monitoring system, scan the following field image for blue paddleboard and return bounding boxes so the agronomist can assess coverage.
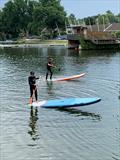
[31,97,101,108]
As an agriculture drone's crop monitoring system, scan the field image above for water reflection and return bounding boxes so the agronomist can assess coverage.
[0,46,119,160]
[28,106,39,141]
[56,108,101,121]
[46,80,53,94]
[80,49,118,57]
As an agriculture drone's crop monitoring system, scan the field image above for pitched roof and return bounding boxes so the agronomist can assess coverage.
[87,23,120,32]
[105,23,120,31]
[87,31,115,40]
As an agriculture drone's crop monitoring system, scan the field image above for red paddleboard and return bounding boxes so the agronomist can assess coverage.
[54,73,85,81]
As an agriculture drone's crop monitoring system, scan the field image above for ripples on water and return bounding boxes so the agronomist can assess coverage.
[0,47,120,160]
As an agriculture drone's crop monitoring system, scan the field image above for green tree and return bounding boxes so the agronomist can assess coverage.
[0,10,3,32]
[68,14,76,25]
[0,10,5,40]
[115,13,120,23]
[115,31,120,38]
[78,10,120,26]
[106,10,117,23]
[1,0,36,38]
[32,0,66,38]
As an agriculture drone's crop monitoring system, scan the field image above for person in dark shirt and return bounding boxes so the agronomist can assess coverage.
[46,58,54,80]
[28,71,39,103]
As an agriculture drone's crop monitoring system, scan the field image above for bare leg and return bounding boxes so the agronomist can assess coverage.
[34,88,38,101]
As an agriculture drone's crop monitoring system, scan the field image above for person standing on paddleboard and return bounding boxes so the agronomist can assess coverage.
[28,71,39,103]
[46,58,55,80]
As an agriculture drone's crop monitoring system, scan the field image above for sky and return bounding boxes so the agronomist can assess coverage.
[0,0,120,19]
[61,0,120,18]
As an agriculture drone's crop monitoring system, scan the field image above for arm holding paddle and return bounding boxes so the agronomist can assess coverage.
[46,57,61,80]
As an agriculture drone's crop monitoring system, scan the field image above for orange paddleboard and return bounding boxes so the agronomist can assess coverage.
[54,73,86,81]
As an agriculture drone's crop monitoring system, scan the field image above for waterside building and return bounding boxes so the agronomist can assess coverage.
[66,23,120,50]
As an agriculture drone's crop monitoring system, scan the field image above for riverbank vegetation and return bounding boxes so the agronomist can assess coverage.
[0,0,120,41]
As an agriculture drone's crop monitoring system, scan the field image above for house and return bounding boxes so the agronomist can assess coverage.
[66,23,120,49]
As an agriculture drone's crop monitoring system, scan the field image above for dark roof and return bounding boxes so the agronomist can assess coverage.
[87,23,120,32]
[67,25,87,29]
[87,31,115,40]
[105,23,120,31]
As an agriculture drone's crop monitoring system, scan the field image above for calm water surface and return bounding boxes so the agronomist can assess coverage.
[0,46,120,160]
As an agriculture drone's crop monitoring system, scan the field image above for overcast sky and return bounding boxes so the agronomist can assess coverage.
[0,0,120,19]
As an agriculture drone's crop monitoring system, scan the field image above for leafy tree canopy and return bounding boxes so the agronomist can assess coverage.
[0,0,119,40]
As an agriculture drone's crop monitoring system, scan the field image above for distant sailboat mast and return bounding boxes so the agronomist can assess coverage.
[102,16,106,31]
[96,18,99,31]
[89,18,92,31]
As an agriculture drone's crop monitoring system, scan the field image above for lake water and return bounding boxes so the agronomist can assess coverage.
[0,46,120,160]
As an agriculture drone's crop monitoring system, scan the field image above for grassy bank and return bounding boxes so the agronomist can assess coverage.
[17,38,68,46]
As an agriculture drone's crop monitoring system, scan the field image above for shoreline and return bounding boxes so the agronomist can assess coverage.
[0,39,68,48]
[0,43,67,49]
